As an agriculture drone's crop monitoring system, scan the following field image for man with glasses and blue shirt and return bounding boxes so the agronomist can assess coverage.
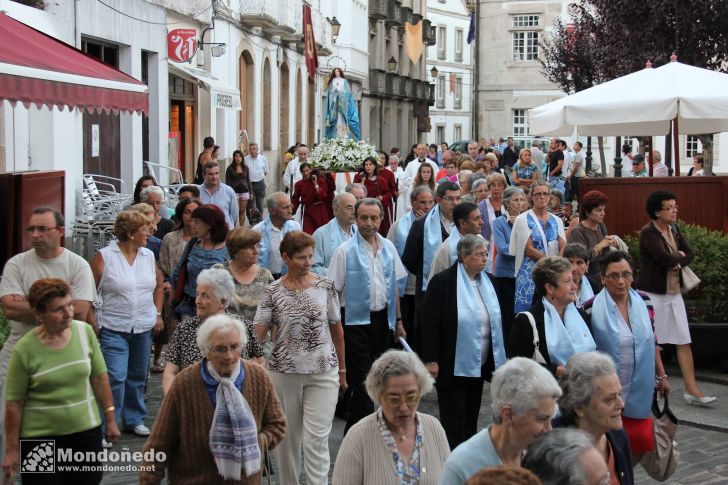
[402,180,461,351]
[0,207,96,458]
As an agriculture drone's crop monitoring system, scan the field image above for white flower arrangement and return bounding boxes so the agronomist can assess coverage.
[309,138,380,172]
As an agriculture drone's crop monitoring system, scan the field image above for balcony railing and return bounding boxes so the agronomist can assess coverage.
[400,6,412,25]
[386,1,403,26]
[427,83,435,105]
[369,0,387,19]
[369,69,387,95]
[239,0,302,41]
[423,19,436,46]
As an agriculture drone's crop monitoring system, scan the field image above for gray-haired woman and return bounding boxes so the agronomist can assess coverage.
[162,268,263,394]
[421,235,508,449]
[140,185,176,240]
[509,256,595,377]
[333,350,450,485]
[438,357,562,484]
[554,352,634,484]
[140,314,286,484]
[523,428,609,485]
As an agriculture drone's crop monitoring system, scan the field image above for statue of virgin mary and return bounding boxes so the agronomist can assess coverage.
[324,68,361,140]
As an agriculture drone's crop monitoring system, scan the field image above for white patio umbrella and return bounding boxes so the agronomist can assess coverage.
[529,60,728,137]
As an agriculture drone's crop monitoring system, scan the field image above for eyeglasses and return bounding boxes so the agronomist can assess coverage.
[440,196,462,202]
[605,271,633,282]
[660,205,678,212]
[25,226,61,233]
[469,251,487,259]
[532,192,550,197]
[383,392,421,407]
[211,343,241,354]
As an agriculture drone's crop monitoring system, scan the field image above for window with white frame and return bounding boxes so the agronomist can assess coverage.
[454,125,462,141]
[455,29,463,62]
[436,75,445,108]
[437,26,447,60]
[686,135,702,158]
[437,125,446,143]
[513,109,528,136]
[454,76,463,109]
[512,14,539,61]
[512,15,539,27]
[513,31,539,61]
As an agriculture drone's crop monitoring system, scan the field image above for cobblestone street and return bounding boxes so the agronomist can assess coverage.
[104,364,728,484]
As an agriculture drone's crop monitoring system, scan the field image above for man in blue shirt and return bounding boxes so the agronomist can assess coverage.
[197,160,238,229]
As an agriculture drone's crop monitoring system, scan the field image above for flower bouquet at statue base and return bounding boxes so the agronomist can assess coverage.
[309,137,379,173]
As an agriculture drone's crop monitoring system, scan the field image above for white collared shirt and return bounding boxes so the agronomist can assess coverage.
[328,237,407,310]
[244,154,269,183]
[252,219,302,273]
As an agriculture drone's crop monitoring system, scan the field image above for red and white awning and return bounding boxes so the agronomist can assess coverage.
[0,13,148,114]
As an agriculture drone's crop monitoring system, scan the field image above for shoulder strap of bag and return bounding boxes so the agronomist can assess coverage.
[181,237,199,264]
[75,321,91,359]
[519,311,540,348]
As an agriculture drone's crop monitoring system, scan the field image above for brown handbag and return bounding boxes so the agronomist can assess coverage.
[639,392,679,481]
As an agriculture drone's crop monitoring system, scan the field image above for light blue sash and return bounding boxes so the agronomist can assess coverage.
[329,218,356,249]
[447,227,462,265]
[454,263,507,377]
[422,204,443,290]
[590,288,655,418]
[258,217,297,275]
[344,233,398,329]
[395,211,416,295]
[578,276,595,304]
[542,297,596,365]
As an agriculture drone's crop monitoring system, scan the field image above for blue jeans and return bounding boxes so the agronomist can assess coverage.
[99,328,153,430]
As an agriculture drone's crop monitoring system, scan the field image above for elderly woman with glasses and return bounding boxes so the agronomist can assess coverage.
[333,350,450,485]
[421,235,508,450]
[555,352,634,485]
[140,315,286,484]
[582,250,669,456]
[163,268,263,395]
[509,256,595,377]
[510,182,566,312]
[438,357,562,484]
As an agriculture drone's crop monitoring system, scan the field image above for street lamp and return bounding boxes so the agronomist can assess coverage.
[430,65,439,79]
[328,17,341,43]
[388,56,398,73]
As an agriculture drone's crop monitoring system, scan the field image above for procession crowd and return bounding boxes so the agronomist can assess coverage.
[0,136,717,485]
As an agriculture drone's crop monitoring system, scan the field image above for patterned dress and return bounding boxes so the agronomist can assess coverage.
[514,214,559,312]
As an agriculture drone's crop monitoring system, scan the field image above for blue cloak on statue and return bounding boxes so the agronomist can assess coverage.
[325,77,361,140]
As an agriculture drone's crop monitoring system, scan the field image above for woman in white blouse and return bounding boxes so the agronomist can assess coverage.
[91,210,164,441]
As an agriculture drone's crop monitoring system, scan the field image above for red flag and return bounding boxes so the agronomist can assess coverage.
[303,5,318,80]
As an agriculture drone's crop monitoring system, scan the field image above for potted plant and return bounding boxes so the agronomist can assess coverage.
[624,222,728,370]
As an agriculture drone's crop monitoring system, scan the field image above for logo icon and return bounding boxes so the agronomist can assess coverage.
[20,440,55,473]
[167,29,198,63]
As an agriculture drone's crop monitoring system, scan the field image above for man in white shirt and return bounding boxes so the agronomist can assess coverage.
[252,192,301,278]
[401,143,439,202]
[530,140,546,177]
[283,144,308,193]
[0,208,95,458]
[312,193,357,275]
[244,142,269,223]
[566,141,586,201]
[650,150,669,177]
[328,198,407,433]
[428,201,484,281]
[197,161,238,229]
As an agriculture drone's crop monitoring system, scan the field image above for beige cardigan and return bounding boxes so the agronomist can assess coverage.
[332,412,450,485]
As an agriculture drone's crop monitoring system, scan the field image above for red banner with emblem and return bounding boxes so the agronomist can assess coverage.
[303,5,318,80]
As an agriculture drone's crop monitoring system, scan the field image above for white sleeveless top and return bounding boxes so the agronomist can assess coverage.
[97,240,157,333]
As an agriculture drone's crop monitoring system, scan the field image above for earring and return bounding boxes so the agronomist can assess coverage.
[131,236,135,241]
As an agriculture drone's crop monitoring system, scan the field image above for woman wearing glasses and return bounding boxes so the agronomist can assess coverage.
[634,190,714,406]
[510,182,566,312]
[583,250,669,457]
[420,235,508,450]
[333,350,450,485]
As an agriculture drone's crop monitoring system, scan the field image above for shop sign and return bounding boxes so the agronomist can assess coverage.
[213,92,241,110]
[167,29,197,63]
